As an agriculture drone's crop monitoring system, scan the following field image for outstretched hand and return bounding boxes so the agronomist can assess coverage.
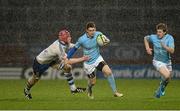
[82,56,90,61]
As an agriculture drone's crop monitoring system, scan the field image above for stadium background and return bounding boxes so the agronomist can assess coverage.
[0,0,180,79]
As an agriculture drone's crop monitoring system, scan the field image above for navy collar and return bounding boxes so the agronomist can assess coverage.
[158,34,167,40]
[86,33,94,39]
[58,40,66,46]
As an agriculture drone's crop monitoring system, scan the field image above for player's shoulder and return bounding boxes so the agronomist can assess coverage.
[148,34,158,40]
[45,40,59,51]
[94,31,103,38]
[149,34,157,37]
[51,40,59,45]
[78,33,86,40]
[95,31,103,36]
[95,31,102,35]
[48,40,59,48]
[78,33,90,43]
[166,34,174,39]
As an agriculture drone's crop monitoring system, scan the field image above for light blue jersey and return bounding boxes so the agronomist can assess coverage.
[75,31,103,64]
[147,34,175,63]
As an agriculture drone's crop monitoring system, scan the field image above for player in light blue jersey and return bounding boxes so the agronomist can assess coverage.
[67,22,123,99]
[144,23,175,98]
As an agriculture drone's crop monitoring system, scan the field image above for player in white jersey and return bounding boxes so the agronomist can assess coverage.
[24,29,89,99]
[144,23,175,98]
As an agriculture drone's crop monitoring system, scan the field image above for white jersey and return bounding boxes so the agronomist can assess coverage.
[36,40,74,64]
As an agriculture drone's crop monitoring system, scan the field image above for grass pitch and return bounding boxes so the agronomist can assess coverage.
[0,79,180,110]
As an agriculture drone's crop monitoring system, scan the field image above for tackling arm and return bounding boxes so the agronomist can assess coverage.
[67,47,78,59]
[65,56,89,65]
[66,46,89,64]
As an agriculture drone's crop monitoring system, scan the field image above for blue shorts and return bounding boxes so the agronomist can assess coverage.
[33,58,56,77]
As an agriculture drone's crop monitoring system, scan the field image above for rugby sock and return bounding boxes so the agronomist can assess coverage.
[107,74,117,93]
[87,82,94,96]
[160,77,169,88]
[25,76,36,90]
[25,81,32,90]
[65,73,76,91]
[88,83,94,89]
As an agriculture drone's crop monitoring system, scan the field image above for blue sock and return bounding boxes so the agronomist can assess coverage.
[107,74,117,93]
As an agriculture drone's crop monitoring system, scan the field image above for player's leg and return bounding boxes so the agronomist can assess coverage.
[158,66,171,96]
[24,58,49,99]
[87,72,96,99]
[24,73,39,99]
[97,61,123,97]
[83,63,97,99]
[51,63,76,91]
[51,62,86,94]
[25,73,39,92]
[159,66,171,79]
[63,64,76,91]
[63,64,86,94]
[153,60,171,98]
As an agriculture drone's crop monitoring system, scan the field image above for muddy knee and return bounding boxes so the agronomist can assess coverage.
[28,73,39,85]
[63,64,72,73]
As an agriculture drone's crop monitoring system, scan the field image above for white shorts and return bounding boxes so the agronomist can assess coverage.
[84,56,104,75]
[153,60,172,72]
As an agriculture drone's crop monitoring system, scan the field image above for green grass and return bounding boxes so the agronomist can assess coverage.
[0,79,180,110]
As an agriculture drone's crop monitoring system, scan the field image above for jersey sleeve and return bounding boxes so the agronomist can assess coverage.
[168,37,175,48]
[145,35,153,43]
[97,31,103,35]
[95,31,103,38]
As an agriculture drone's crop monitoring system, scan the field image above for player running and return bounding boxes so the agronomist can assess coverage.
[144,23,175,98]
[24,29,89,99]
[67,22,123,99]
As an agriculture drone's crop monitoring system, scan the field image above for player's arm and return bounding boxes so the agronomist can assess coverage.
[161,39,175,54]
[56,54,88,70]
[67,47,78,59]
[67,38,81,59]
[65,56,89,65]
[144,35,153,55]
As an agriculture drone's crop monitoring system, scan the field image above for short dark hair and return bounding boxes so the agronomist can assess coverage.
[86,21,96,29]
[156,23,168,32]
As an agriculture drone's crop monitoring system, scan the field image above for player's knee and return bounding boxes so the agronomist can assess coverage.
[164,70,171,78]
[104,70,112,76]
[91,82,96,86]
[165,73,171,79]
[90,78,96,85]
[63,64,72,73]
[102,65,112,76]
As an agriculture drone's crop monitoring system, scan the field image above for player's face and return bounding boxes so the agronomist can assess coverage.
[67,37,72,44]
[86,27,96,37]
[58,32,71,44]
[157,29,166,38]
